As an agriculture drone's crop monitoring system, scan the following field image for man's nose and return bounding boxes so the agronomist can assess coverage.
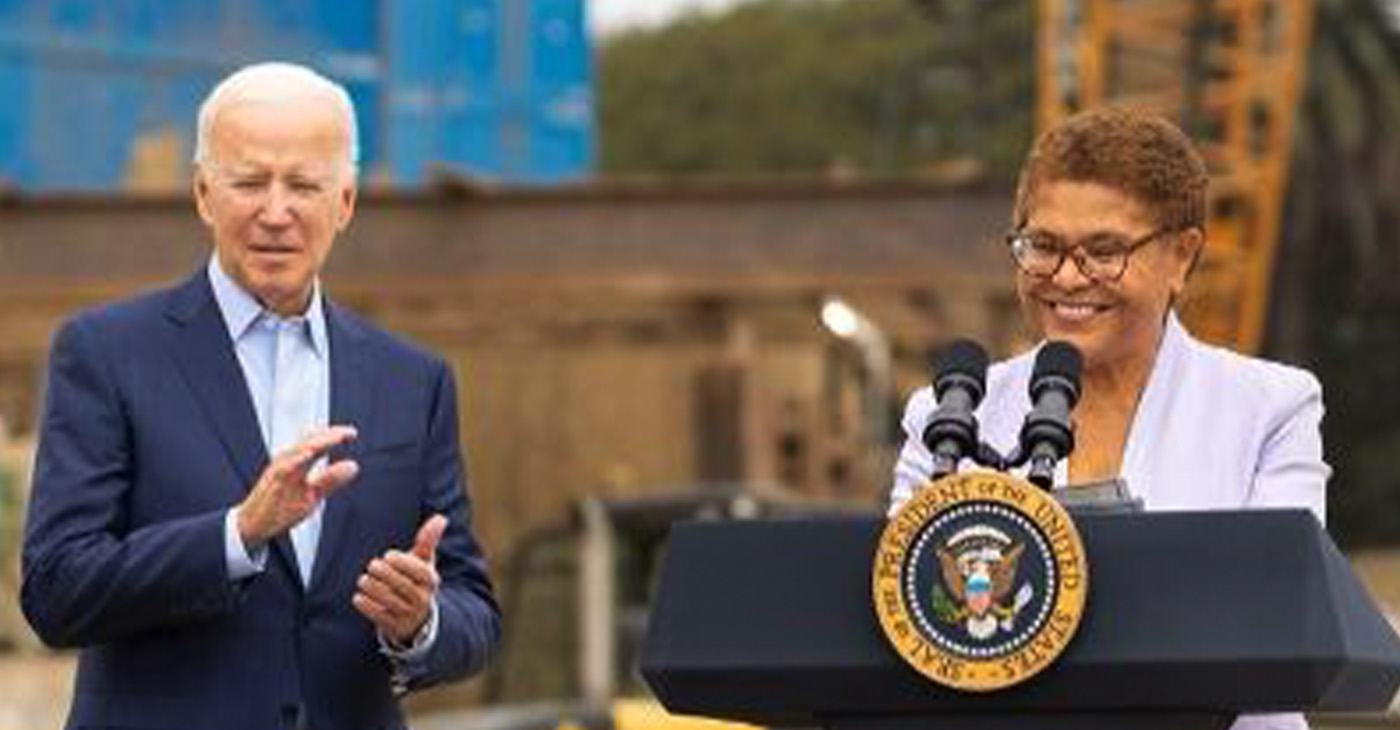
[259,185,296,226]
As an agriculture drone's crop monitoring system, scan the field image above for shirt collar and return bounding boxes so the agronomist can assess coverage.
[207,256,329,358]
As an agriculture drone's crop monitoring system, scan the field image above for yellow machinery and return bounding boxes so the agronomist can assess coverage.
[1036,0,1315,353]
[420,6,1321,728]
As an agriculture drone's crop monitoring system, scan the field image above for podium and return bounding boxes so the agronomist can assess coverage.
[641,510,1400,730]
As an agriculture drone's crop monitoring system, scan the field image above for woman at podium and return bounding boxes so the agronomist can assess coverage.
[889,107,1330,730]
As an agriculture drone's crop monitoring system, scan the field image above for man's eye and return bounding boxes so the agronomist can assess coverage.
[1027,236,1063,255]
[231,179,265,191]
[290,181,322,193]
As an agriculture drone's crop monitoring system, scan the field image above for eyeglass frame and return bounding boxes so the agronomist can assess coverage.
[1004,225,1178,283]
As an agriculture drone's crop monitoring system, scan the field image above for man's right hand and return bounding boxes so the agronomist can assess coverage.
[236,425,360,546]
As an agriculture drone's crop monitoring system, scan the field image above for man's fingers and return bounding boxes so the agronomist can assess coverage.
[373,553,439,593]
[357,572,416,616]
[300,425,359,459]
[411,514,447,563]
[354,593,417,645]
[353,593,392,622]
[307,459,359,497]
[270,425,358,480]
[355,548,437,645]
[351,511,445,645]
[285,425,359,465]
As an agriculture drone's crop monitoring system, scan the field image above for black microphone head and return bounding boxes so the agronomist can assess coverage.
[1030,340,1083,404]
[933,339,988,403]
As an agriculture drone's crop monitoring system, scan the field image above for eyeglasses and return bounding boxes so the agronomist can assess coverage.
[1005,226,1174,282]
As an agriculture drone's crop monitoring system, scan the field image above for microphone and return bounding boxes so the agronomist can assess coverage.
[921,339,989,480]
[1015,341,1082,490]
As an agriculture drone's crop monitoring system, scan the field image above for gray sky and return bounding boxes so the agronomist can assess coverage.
[589,0,753,35]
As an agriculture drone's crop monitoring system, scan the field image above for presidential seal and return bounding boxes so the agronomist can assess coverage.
[873,471,1088,692]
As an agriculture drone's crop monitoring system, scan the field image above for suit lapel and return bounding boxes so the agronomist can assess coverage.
[167,273,269,493]
[166,271,300,581]
[310,300,373,593]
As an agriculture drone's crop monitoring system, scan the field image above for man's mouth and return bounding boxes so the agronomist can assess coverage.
[250,244,298,255]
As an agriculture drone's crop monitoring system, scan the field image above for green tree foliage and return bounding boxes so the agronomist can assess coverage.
[597,0,1035,176]
[1272,0,1400,546]
[599,0,1400,544]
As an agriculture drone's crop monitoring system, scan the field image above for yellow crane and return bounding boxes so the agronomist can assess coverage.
[1036,0,1315,353]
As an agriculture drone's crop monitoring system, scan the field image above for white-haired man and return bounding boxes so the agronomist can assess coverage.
[21,62,501,730]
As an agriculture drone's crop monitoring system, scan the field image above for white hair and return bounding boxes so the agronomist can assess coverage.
[193,62,359,175]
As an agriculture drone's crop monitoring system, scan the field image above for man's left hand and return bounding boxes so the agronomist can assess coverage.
[353,515,446,647]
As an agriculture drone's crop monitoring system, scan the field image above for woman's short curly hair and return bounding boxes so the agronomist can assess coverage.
[1013,106,1209,233]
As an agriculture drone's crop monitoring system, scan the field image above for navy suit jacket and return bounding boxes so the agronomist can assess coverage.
[21,271,501,730]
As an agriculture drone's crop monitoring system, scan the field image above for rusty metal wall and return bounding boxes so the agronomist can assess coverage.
[0,179,1018,553]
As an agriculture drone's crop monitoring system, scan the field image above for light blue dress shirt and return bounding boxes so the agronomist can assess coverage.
[209,257,437,664]
[211,256,328,583]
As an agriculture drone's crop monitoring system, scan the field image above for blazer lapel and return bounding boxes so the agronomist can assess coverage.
[166,271,300,581]
[310,300,374,593]
[166,272,269,492]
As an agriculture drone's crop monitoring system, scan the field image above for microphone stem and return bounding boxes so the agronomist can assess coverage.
[1027,453,1056,491]
[931,446,960,480]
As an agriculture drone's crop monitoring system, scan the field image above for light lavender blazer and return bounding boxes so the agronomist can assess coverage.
[889,312,1331,730]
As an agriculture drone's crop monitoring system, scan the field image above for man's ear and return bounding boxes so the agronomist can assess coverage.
[336,179,357,232]
[192,166,215,226]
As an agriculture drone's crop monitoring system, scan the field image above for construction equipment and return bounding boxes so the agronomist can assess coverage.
[415,486,868,730]
[0,0,593,191]
[1036,0,1315,353]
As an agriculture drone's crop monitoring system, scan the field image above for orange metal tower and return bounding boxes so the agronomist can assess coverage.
[1036,0,1315,353]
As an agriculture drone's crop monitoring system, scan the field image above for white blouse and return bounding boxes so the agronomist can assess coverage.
[888,312,1331,730]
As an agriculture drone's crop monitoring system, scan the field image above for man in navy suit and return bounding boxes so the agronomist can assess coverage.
[20,63,501,730]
